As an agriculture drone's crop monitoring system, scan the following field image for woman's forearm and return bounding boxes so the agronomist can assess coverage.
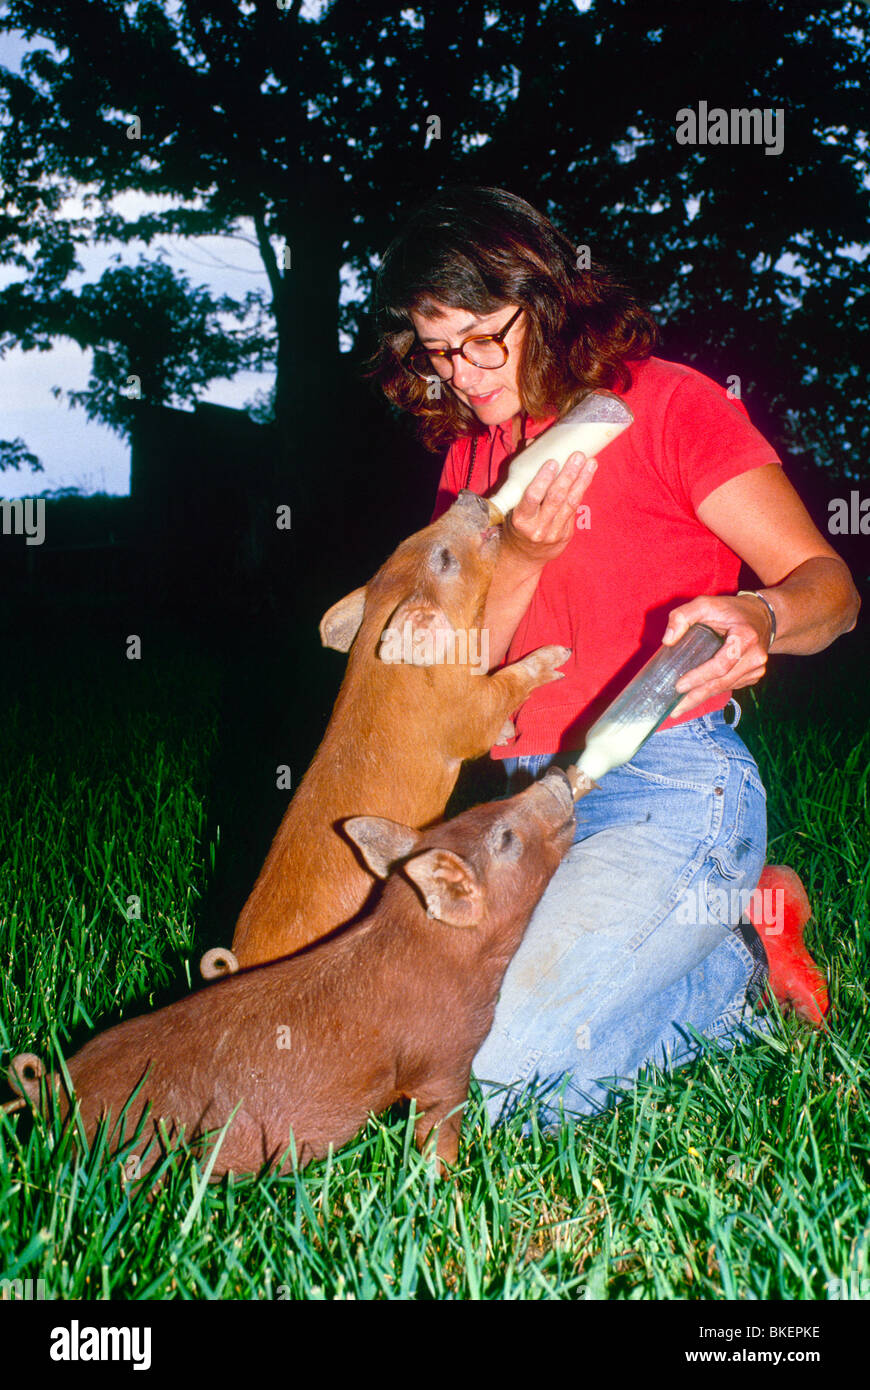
[481,453,598,667]
[483,548,547,667]
[754,556,860,655]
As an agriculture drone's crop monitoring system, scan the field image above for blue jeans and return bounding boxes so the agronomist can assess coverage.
[473,705,769,1126]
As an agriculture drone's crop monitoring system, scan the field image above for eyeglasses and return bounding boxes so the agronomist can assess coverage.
[404,306,524,381]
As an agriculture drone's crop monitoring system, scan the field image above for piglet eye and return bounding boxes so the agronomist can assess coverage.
[430,545,459,576]
[485,823,521,860]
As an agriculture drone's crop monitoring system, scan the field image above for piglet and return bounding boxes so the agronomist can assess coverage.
[205,489,569,975]
[7,768,579,1177]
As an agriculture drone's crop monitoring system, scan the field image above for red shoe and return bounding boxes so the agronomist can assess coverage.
[745,866,830,1026]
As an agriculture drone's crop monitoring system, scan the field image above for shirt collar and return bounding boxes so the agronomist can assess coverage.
[489,410,558,450]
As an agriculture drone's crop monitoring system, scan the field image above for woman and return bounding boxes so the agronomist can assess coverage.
[371,186,859,1126]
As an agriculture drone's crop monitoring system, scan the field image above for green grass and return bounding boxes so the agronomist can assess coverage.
[0,624,867,1301]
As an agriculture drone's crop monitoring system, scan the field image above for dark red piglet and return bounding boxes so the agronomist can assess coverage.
[8,768,580,1177]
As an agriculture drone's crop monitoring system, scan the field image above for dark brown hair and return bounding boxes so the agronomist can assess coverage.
[368,185,658,453]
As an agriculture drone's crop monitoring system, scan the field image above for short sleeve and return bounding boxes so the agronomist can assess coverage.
[660,372,782,514]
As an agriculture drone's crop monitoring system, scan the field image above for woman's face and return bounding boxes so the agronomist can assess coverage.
[409,302,526,428]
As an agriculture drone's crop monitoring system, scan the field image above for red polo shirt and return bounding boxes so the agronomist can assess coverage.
[431,355,781,758]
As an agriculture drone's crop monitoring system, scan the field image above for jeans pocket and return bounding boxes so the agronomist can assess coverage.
[708,834,760,884]
[619,754,718,793]
[703,767,767,926]
[703,850,754,928]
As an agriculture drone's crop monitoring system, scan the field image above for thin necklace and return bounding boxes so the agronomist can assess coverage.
[464,436,478,489]
[464,413,525,489]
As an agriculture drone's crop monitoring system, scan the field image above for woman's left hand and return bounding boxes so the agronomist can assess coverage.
[663,593,775,718]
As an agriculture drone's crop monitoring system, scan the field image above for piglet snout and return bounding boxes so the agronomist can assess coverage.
[536,766,575,817]
[452,489,493,527]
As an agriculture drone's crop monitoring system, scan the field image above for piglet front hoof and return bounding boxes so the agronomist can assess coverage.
[523,644,572,685]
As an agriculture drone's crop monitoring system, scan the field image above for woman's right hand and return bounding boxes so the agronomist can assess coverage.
[503,452,598,565]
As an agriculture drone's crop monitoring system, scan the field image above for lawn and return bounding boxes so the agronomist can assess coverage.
[0,614,867,1302]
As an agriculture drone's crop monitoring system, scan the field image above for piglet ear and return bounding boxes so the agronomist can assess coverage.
[379,597,453,665]
[403,849,483,927]
[343,817,421,879]
[320,586,367,651]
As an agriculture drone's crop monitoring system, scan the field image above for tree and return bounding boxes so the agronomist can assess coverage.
[59,257,270,435]
[0,0,867,487]
[0,437,43,473]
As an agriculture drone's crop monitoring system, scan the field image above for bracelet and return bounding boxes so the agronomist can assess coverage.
[737,589,777,648]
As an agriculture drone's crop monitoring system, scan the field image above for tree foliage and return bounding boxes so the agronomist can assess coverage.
[58,257,271,434]
[0,437,43,472]
[0,0,867,474]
